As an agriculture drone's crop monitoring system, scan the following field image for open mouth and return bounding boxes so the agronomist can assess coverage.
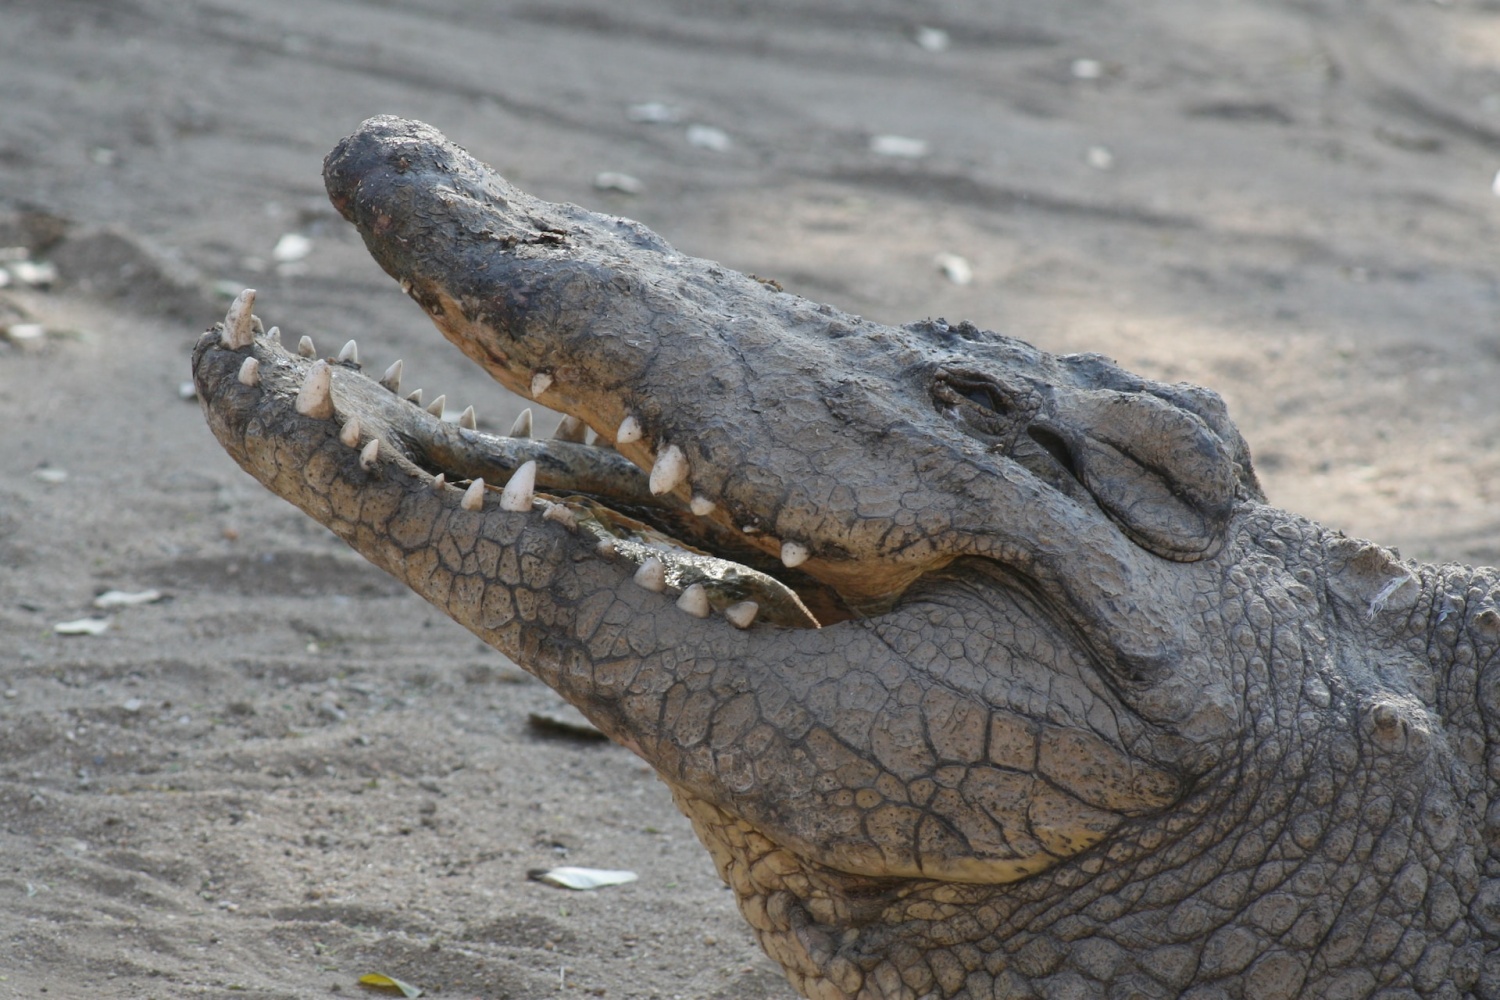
[195,290,829,631]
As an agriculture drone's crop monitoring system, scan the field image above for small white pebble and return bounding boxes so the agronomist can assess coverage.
[594,172,644,195]
[914,26,950,52]
[1071,58,1103,80]
[686,124,731,152]
[6,322,45,343]
[934,253,973,286]
[272,233,312,263]
[870,134,929,159]
[626,101,680,124]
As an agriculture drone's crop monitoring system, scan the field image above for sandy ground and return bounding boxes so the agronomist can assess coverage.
[1,1,1499,997]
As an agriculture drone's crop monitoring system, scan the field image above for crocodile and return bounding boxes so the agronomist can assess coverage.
[191,116,1500,999]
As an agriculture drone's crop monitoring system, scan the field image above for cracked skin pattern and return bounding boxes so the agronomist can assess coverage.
[192,117,1500,998]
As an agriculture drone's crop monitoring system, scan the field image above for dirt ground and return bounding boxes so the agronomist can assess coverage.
[1,1,1498,997]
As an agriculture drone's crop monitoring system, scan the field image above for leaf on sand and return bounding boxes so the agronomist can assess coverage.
[528,866,639,890]
[54,617,109,635]
[526,704,607,740]
[358,973,423,997]
[93,589,165,609]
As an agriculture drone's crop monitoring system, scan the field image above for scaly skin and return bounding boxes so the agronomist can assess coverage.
[192,117,1500,998]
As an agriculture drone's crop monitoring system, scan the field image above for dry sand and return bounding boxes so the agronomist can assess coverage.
[2,1,1498,996]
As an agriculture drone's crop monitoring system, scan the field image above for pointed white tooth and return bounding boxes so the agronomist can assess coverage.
[509,408,533,438]
[689,495,716,516]
[337,339,359,364]
[553,414,587,442]
[265,325,281,343]
[295,360,334,419]
[431,472,447,492]
[530,371,553,397]
[634,557,666,593]
[724,600,759,629]
[359,438,380,470]
[649,444,688,496]
[221,289,256,349]
[339,417,362,447]
[500,460,537,511]
[615,415,643,444]
[426,394,446,418]
[406,388,424,406]
[250,315,264,336]
[237,356,261,386]
[461,478,486,511]
[596,538,618,558]
[297,335,317,358]
[380,359,403,393]
[676,583,710,618]
[780,541,809,568]
[459,405,477,430]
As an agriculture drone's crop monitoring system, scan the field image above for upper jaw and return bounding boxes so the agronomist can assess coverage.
[322,118,1251,622]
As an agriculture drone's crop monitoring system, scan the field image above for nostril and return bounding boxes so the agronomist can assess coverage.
[1028,426,1080,482]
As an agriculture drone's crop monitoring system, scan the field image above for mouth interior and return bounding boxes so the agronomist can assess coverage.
[283,339,850,629]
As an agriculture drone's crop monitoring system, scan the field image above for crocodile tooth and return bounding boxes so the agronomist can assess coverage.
[676,583,710,618]
[221,289,256,349]
[500,460,537,511]
[634,557,667,592]
[337,339,359,364]
[250,315,264,336]
[295,360,335,419]
[297,335,317,359]
[379,360,403,393]
[649,445,688,495]
[509,408,533,438]
[616,415,643,444]
[596,538,618,558]
[724,600,759,629]
[780,541,809,568]
[553,414,588,442]
[237,356,261,386]
[426,394,446,418]
[458,405,477,430]
[359,438,380,470]
[689,495,716,516]
[431,472,447,492]
[406,388,424,406]
[461,478,486,511]
[339,417,362,448]
[530,371,553,397]
[265,325,281,344]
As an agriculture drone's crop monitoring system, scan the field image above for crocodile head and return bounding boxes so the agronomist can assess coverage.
[193,118,1485,998]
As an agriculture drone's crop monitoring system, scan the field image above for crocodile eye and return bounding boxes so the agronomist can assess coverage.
[1027,426,1080,482]
[932,369,1020,439]
[963,384,1009,415]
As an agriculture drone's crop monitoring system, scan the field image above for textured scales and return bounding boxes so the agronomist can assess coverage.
[192,117,1500,999]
